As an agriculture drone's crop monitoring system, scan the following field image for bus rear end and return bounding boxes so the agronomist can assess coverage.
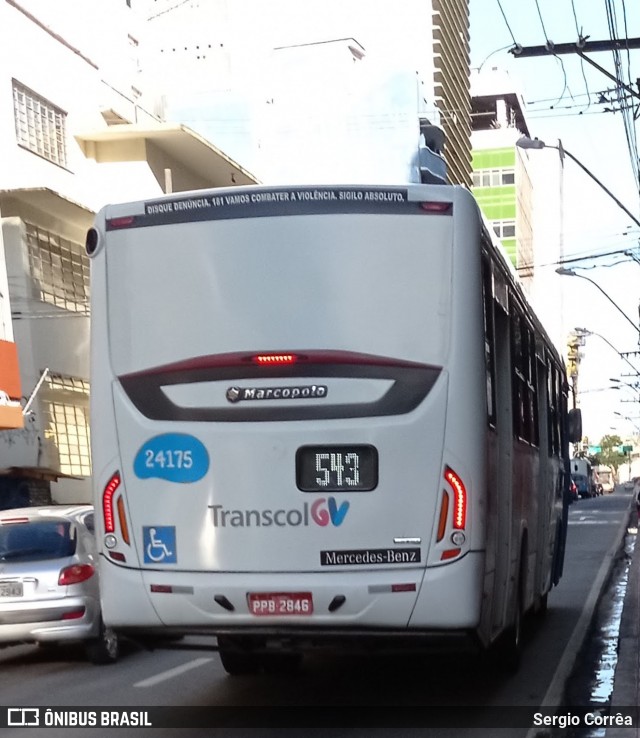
[89,184,488,665]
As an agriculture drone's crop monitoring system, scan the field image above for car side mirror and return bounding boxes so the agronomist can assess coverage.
[567,408,582,444]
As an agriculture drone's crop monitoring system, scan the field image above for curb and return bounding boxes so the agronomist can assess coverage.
[606,506,639,738]
[526,497,633,738]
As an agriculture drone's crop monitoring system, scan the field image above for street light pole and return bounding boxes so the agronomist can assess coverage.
[516,136,640,230]
[610,377,640,388]
[574,327,639,374]
[558,268,640,336]
[614,411,640,433]
[609,378,640,401]
[610,383,640,416]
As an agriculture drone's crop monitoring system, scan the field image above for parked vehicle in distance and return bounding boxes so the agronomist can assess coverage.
[0,505,119,664]
[591,472,603,496]
[572,473,591,498]
[594,465,614,494]
[571,458,593,498]
[569,478,579,503]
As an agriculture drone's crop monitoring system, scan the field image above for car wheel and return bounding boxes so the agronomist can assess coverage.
[85,619,119,665]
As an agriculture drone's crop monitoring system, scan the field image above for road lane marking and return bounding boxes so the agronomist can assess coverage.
[134,657,213,687]
[570,520,621,525]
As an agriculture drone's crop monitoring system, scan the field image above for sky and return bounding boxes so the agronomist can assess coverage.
[170,0,640,444]
[142,0,640,443]
[468,0,640,443]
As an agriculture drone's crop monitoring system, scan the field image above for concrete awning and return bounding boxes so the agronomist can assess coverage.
[0,466,81,481]
[0,187,95,226]
[75,122,260,192]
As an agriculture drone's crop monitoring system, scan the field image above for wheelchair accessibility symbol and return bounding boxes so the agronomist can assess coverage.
[143,526,177,564]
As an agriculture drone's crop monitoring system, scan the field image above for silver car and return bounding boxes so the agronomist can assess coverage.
[0,505,119,664]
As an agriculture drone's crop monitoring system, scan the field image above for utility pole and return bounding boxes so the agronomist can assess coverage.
[511,38,640,102]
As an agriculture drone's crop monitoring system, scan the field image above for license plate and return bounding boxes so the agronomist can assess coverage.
[248,592,313,616]
[296,445,378,491]
[0,581,23,597]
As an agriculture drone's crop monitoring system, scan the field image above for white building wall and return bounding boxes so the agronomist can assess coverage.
[0,1,163,504]
[0,234,13,342]
[137,0,438,184]
[12,0,144,95]
[0,1,161,210]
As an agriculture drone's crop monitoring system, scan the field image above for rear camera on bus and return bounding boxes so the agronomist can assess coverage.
[85,228,100,256]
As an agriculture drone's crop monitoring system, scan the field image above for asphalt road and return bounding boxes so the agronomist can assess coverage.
[0,489,633,737]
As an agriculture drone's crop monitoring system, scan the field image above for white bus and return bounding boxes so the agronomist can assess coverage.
[88,183,581,673]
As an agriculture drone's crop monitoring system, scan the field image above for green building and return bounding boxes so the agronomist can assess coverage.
[470,69,534,292]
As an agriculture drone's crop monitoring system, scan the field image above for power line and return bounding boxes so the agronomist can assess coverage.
[527,107,631,120]
[604,0,640,190]
[512,246,640,274]
[495,0,519,48]
[569,0,591,113]
[532,0,550,41]
[475,44,514,72]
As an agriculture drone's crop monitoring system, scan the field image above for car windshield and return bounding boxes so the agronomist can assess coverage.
[0,520,76,562]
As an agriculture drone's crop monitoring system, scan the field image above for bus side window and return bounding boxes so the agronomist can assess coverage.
[526,324,539,447]
[547,360,562,457]
[510,309,524,440]
[481,256,497,427]
[510,309,539,446]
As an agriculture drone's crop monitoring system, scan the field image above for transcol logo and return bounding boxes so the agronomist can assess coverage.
[209,497,349,528]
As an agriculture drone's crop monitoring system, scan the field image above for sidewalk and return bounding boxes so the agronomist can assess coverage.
[606,508,639,738]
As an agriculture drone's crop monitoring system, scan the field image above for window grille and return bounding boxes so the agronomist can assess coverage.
[12,80,67,167]
[26,223,89,314]
[42,374,91,477]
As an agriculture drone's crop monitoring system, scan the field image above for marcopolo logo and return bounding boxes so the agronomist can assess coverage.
[209,497,349,528]
[226,385,328,403]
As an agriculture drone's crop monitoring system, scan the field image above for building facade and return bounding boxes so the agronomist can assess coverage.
[470,67,566,358]
[470,68,535,293]
[137,0,469,186]
[0,0,255,507]
[432,0,472,187]
[1,0,474,507]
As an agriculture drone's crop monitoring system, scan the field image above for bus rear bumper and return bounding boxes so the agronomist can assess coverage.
[99,552,484,637]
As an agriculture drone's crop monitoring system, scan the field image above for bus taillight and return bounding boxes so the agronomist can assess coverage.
[116,495,130,545]
[102,472,121,534]
[436,490,449,542]
[252,353,298,365]
[419,201,452,214]
[437,467,468,562]
[444,467,467,530]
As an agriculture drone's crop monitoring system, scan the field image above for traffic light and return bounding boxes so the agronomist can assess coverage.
[567,337,580,378]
